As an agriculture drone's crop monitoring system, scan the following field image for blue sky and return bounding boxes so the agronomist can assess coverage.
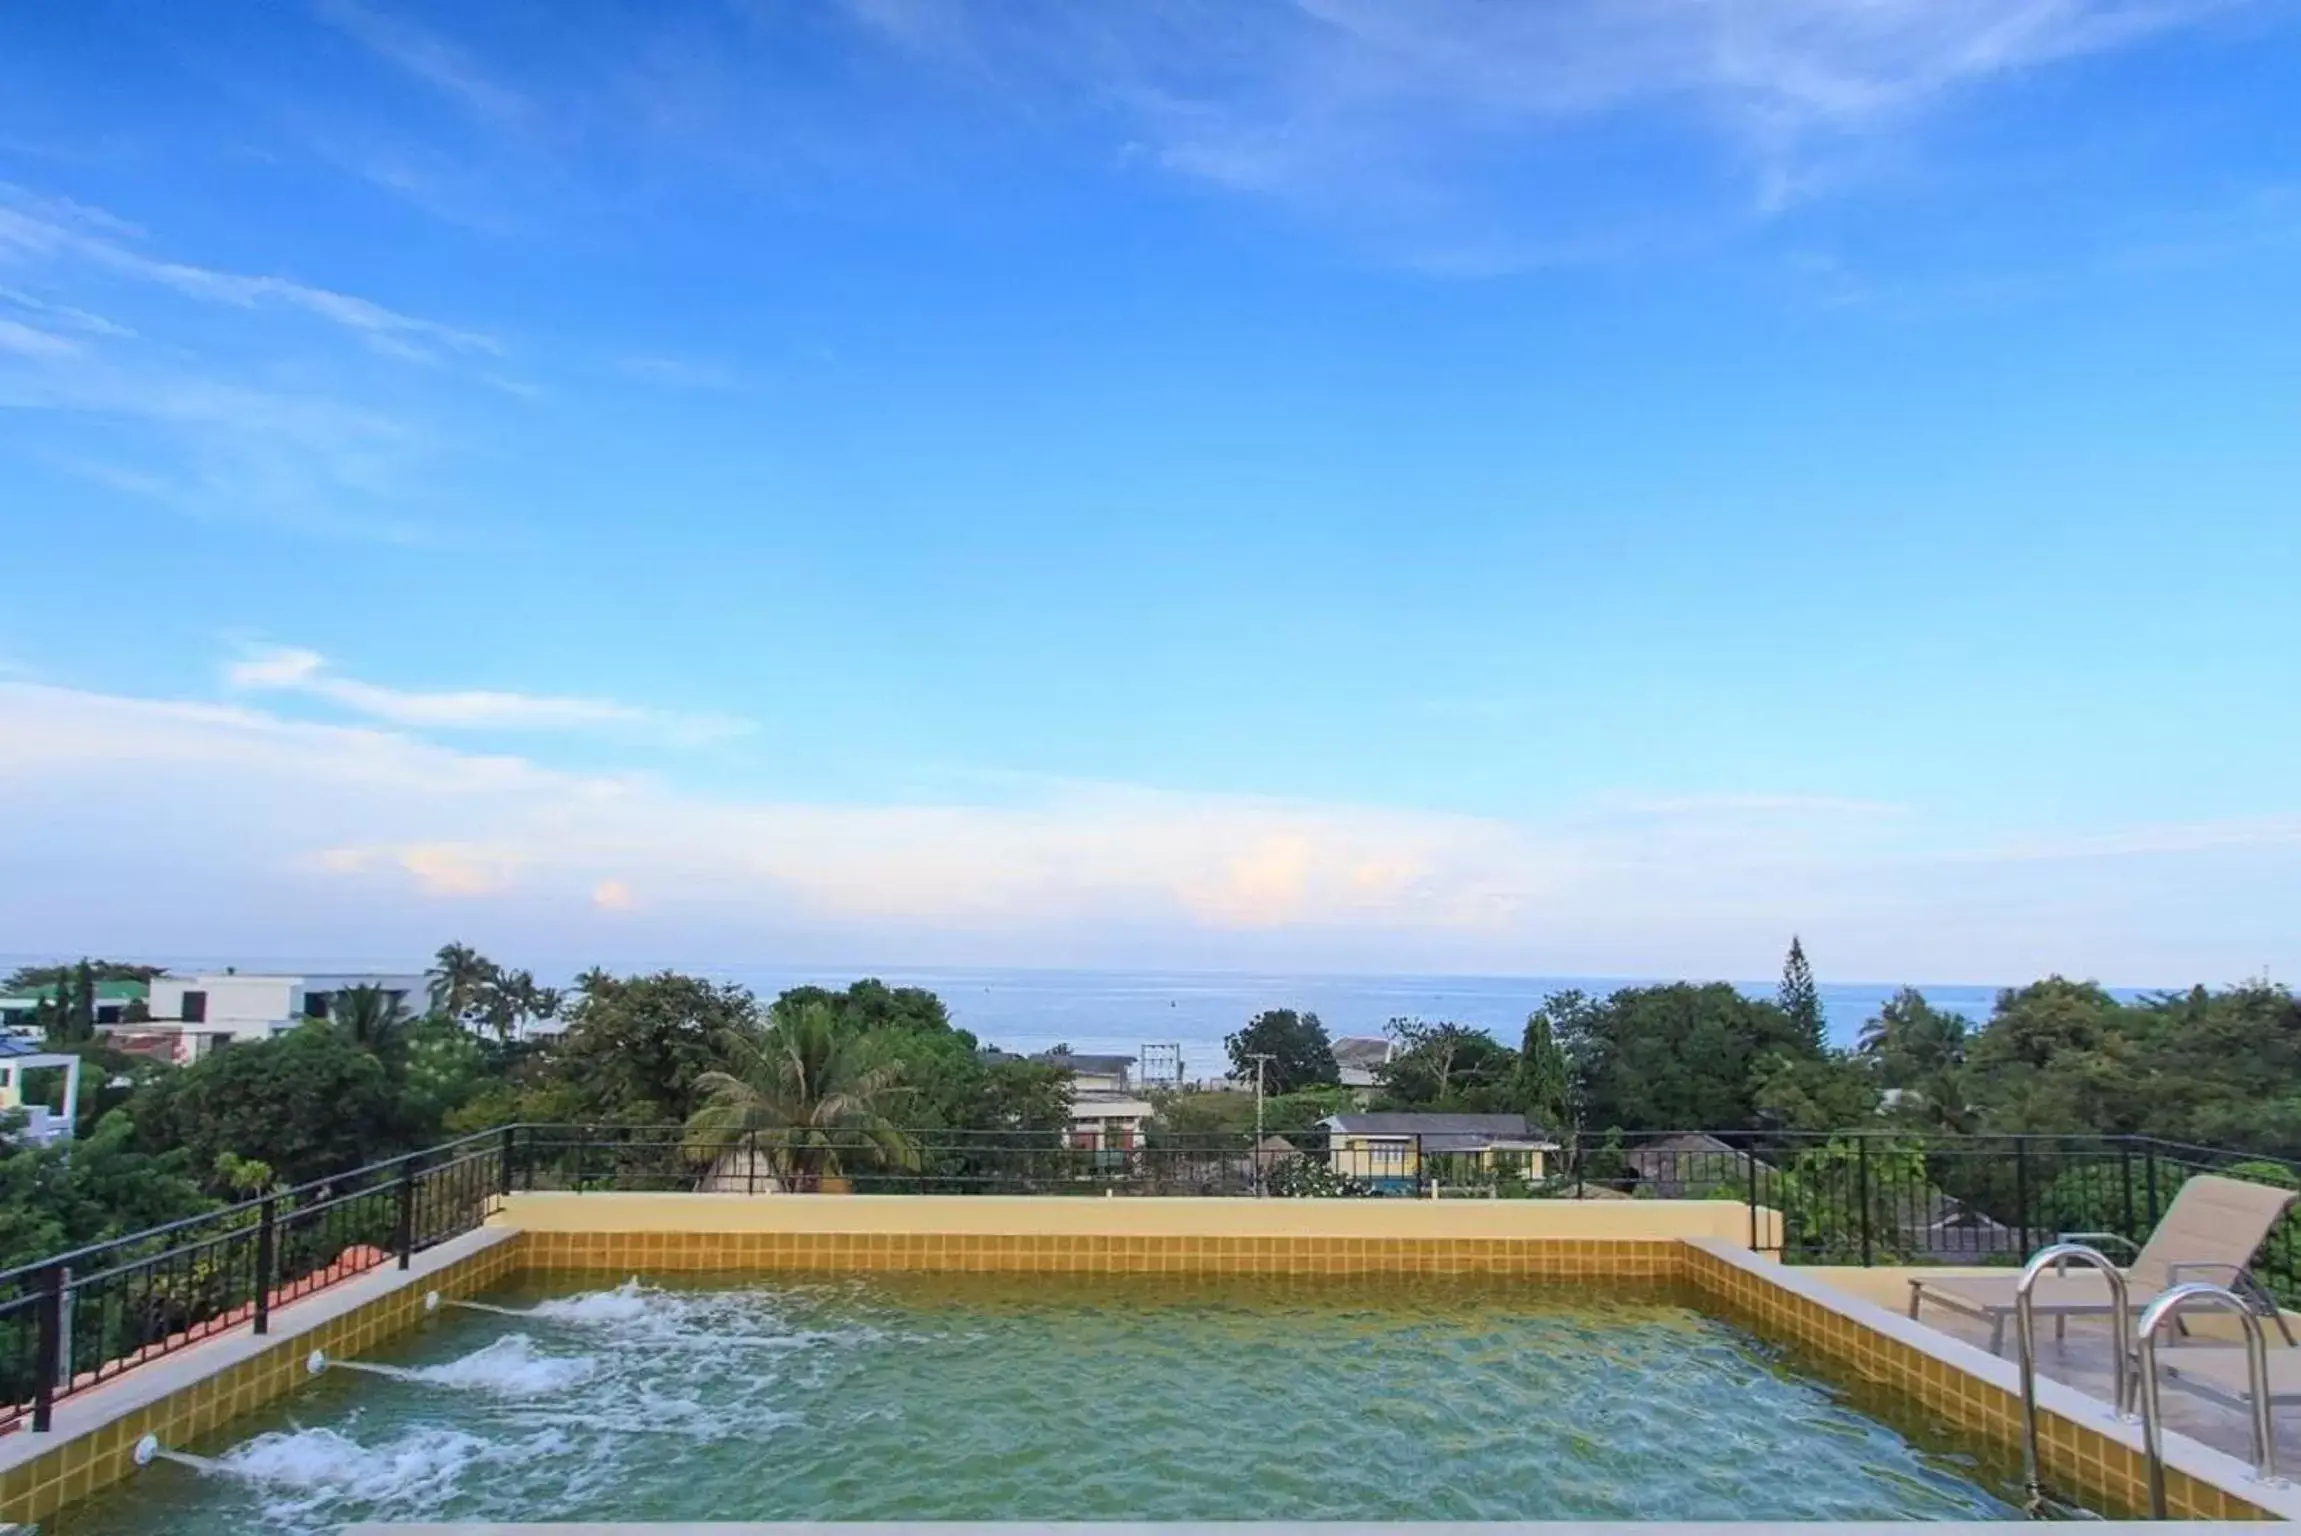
[2,0,2298,986]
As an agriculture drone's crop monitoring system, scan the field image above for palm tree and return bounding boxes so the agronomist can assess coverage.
[427,942,495,1022]
[685,1002,918,1190]
[331,983,410,1055]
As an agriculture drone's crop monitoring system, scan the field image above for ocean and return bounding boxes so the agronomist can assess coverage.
[701,965,2126,1080]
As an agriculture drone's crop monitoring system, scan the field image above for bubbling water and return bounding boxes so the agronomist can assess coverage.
[329,1334,596,1396]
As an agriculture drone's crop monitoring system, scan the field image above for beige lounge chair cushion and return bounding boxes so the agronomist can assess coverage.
[2130,1174,2300,1292]
[1919,1270,2159,1317]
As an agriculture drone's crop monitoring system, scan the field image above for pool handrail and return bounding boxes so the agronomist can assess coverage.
[2013,1241,2132,1510]
[2135,1280,2281,1516]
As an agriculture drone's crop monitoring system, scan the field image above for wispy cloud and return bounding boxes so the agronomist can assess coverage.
[0,318,79,359]
[836,0,2254,262]
[0,283,135,339]
[614,355,743,390]
[0,184,494,363]
[313,0,532,126]
[225,645,751,744]
[0,182,503,537]
[4,675,2292,981]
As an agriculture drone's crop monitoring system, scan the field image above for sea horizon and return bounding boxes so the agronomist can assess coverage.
[8,952,2174,1068]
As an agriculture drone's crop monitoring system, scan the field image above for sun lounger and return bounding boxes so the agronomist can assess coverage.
[1907,1173,2298,1354]
[2160,1341,2301,1411]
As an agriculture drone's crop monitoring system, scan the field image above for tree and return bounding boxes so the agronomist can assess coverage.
[1752,1051,1879,1132]
[1372,1020,1517,1110]
[684,1001,918,1187]
[3,959,163,991]
[426,942,497,1024]
[330,983,412,1056]
[1224,1010,1339,1096]
[1778,936,1824,1051]
[0,1108,214,1271]
[543,970,756,1123]
[476,968,558,1043]
[1512,1008,1574,1132]
[1857,989,1970,1089]
[1559,982,1820,1132]
[132,1024,409,1190]
[1961,977,2141,1135]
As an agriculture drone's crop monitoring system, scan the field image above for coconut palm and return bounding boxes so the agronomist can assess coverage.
[330,983,410,1055]
[427,942,495,1022]
[684,1002,918,1190]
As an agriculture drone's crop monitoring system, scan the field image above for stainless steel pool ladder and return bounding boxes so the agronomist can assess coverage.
[2134,1281,2282,1517]
[2013,1242,2132,1514]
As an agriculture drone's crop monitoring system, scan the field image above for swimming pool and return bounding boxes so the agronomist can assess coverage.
[48,1271,2051,1532]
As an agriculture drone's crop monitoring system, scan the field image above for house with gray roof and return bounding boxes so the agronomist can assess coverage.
[1317,1112,1559,1192]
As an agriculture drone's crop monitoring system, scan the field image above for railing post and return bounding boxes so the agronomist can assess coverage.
[1745,1138,1760,1252]
[746,1127,759,1196]
[2145,1144,2161,1230]
[253,1197,277,1335]
[498,1125,517,1200]
[1414,1134,1427,1198]
[2015,1139,2032,1257]
[31,1262,63,1432]
[1857,1134,1874,1267]
[2119,1139,2135,1248]
[395,1161,417,1271]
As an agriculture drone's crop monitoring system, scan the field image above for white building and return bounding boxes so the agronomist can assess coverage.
[1034,1050,1153,1148]
[127,971,426,1063]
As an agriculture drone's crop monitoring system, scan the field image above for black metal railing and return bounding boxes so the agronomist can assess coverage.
[498,1125,2301,1299]
[4,1122,2296,1433]
[0,1129,508,1434]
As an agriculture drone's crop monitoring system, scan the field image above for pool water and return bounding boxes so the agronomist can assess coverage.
[51,1272,2034,1532]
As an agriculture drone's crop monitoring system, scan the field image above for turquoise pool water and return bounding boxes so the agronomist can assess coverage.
[51,1273,2035,1532]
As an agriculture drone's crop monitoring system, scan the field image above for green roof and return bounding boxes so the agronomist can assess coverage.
[1,979,149,1003]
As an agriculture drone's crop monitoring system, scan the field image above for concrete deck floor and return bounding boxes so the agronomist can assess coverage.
[1914,1307,2284,1467]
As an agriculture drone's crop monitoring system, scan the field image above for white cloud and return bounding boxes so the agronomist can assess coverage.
[313,0,532,126]
[224,645,749,743]
[2,676,2293,984]
[0,318,78,359]
[0,187,494,363]
[837,0,2250,256]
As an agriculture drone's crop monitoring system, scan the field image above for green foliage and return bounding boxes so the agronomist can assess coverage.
[1151,1083,1355,1145]
[0,1108,214,1270]
[1224,1009,1339,1095]
[684,1001,919,1185]
[1557,982,1819,1132]
[133,1023,408,1190]
[1777,936,1824,1052]
[1857,988,1970,1089]
[330,983,411,1057]
[1512,1009,1573,1133]
[1265,1156,1371,1198]
[1372,1019,1517,1110]
[426,942,560,1043]
[544,970,758,1124]
[397,1012,502,1132]
[1774,1136,1932,1263]
[3,959,164,991]
[1752,1050,1879,1132]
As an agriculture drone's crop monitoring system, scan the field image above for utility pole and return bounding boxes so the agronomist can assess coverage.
[1247,1052,1275,1196]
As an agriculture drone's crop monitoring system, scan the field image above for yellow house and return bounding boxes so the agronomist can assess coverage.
[1319,1113,1559,1192]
